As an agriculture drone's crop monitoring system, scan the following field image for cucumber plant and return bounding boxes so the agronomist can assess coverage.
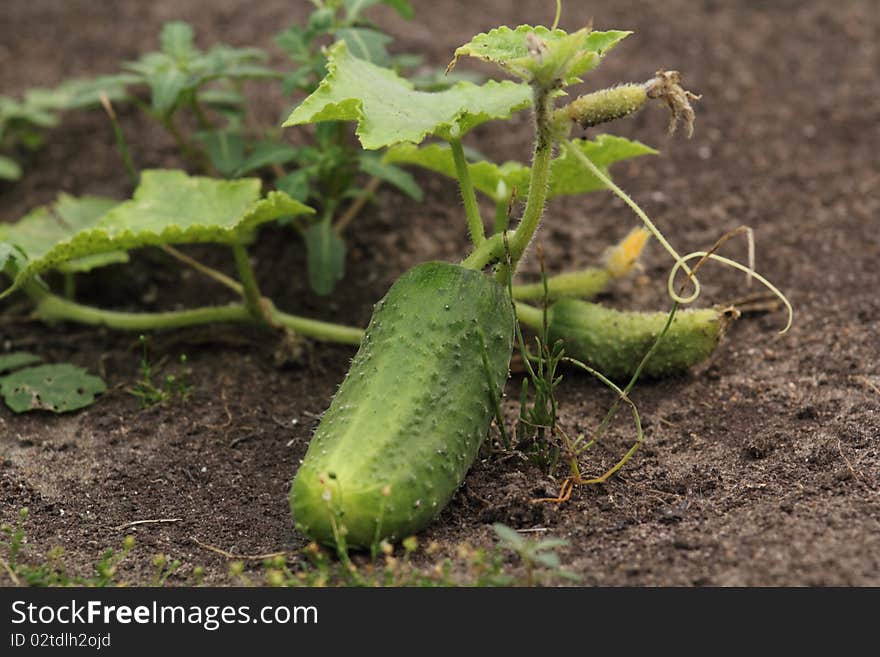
[0,4,792,545]
[282,5,794,547]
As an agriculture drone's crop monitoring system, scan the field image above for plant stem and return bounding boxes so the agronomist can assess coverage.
[36,294,251,330]
[273,307,362,344]
[559,139,700,303]
[62,272,76,300]
[509,87,554,267]
[161,245,244,295]
[460,230,516,270]
[231,242,266,320]
[335,177,381,235]
[31,290,363,344]
[513,301,543,330]
[100,93,138,189]
[162,114,218,177]
[493,197,510,235]
[551,0,562,30]
[449,138,485,247]
[190,96,214,131]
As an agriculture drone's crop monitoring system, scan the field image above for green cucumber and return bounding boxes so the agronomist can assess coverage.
[518,299,729,380]
[290,262,514,548]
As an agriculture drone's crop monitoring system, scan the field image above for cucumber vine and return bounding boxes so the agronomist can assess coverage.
[0,2,792,522]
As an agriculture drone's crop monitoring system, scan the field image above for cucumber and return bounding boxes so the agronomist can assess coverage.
[290,262,514,548]
[541,299,729,380]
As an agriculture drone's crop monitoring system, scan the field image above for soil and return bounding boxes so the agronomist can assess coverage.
[1,0,878,586]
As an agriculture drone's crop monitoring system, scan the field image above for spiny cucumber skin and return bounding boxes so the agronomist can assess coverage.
[290,262,514,548]
[548,300,724,381]
[566,85,647,129]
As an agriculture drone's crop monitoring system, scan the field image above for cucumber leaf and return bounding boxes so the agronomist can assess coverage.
[282,41,531,149]
[549,136,657,197]
[337,28,392,66]
[384,142,526,202]
[304,221,346,296]
[384,135,656,202]
[0,352,42,375]
[451,25,630,87]
[276,170,311,203]
[196,130,246,177]
[0,170,313,298]
[358,152,422,200]
[343,0,414,21]
[0,363,106,413]
[0,194,126,273]
[233,141,301,177]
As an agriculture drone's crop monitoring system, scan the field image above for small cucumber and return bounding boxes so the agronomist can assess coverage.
[535,299,730,380]
[290,262,514,548]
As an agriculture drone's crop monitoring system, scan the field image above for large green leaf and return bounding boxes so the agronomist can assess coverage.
[384,135,656,202]
[1,170,313,297]
[282,41,531,149]
[0,363,106,413]
[0,194,126,273]
[304,221,346,296]
[451,25,630,87]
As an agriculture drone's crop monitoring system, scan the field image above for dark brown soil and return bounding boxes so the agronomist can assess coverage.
[1,0,878,586]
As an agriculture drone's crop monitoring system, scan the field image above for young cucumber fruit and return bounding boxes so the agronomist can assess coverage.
[537,299,731,380]
[290,262,514,548]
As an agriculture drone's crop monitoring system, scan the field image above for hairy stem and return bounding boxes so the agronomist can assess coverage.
[449,138,485,247]
[509,87,555,267]
[460,230,517,270]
